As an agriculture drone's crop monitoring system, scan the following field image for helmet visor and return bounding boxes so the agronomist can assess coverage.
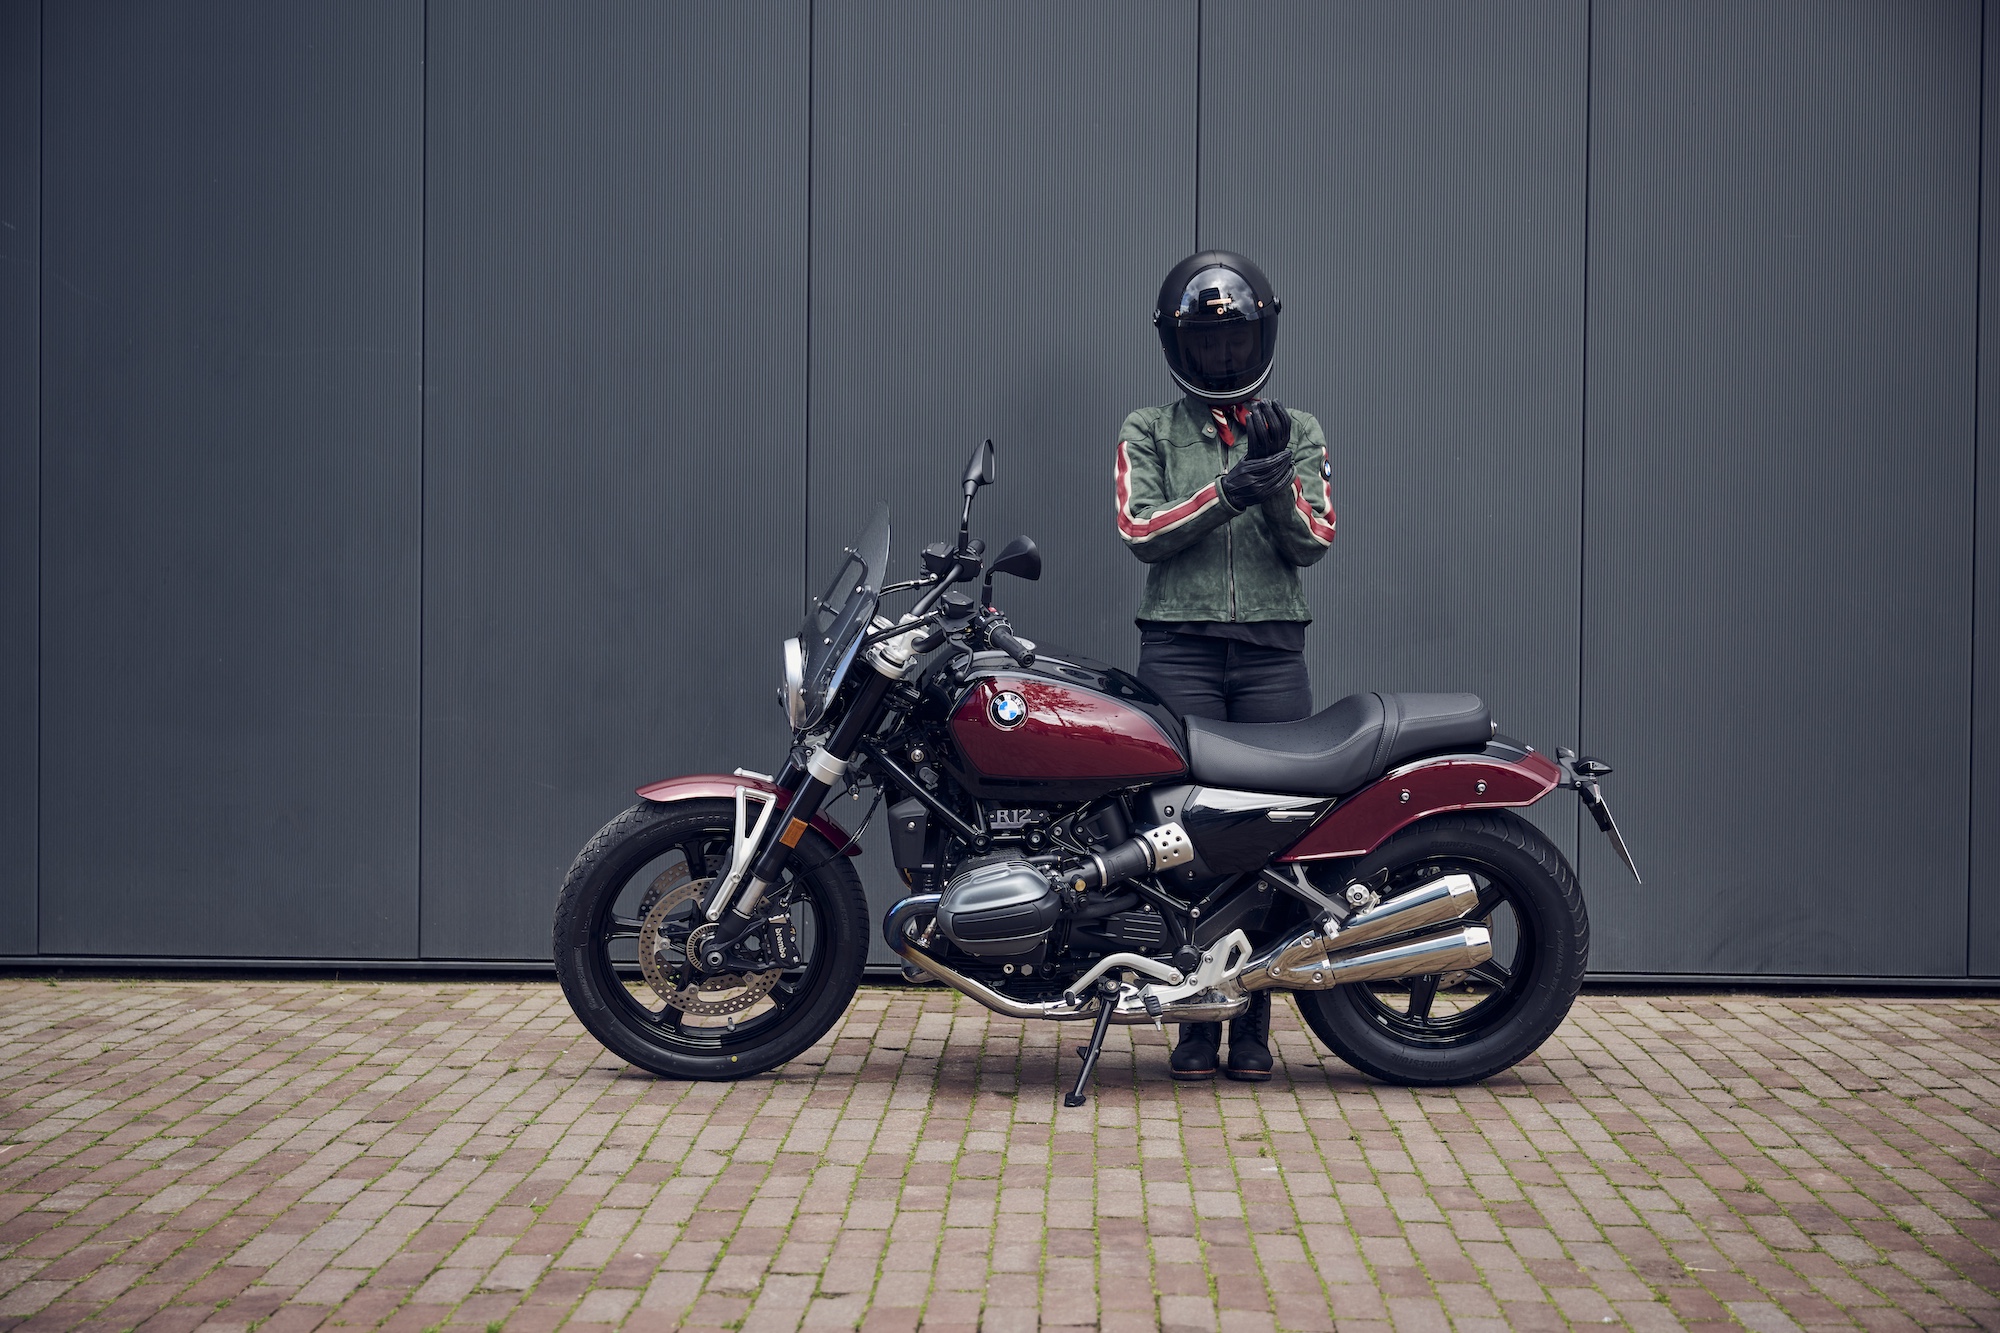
[1159,265,1278,400]
[1172,323,1269,390]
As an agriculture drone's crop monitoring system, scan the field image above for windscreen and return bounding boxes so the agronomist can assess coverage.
[794,503,890,732]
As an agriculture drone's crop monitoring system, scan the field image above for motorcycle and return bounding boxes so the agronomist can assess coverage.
[553,439,1639,1103]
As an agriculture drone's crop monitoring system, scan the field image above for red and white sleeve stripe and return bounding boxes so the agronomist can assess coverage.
[1291,451,1336,545]
[1115,440,1224,543]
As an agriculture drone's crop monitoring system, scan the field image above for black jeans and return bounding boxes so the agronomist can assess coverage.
[1136,632,1312,725]
[1139,630,1308,1061]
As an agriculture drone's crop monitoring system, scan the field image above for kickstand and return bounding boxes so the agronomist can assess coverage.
[1064,981,1120,1108]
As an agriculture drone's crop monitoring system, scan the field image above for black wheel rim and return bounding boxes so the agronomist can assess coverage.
[587,820,835,1054]
[1350,854,1537,1048]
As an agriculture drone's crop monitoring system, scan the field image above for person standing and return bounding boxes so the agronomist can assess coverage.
[1114,250,1336,1081]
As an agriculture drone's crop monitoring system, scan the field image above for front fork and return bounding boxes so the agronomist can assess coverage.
[695,667,898,967]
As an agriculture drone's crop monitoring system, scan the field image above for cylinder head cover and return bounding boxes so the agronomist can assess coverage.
[935,860,1060,957]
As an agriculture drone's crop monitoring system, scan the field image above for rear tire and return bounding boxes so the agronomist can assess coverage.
[553,800,869,1080]
[1294,810,1588,1086]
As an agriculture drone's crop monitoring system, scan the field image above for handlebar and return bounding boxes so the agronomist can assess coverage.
[988,620,1036,668]
[886,540,1036,667]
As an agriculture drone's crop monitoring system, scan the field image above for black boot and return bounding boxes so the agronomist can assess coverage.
[1170,1021,1220,1080]
[1225,992,1273,1082]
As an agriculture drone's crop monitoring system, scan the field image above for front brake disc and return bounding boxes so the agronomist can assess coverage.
[636,868,780,1016]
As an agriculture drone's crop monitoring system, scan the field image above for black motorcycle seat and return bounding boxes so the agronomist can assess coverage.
[1183,691,1493,797]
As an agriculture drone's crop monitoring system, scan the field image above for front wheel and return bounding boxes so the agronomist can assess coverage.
[553,799,869,1080]
[1295,809,1589,1085]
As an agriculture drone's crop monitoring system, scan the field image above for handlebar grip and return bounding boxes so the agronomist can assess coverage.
[989,622,1035,667]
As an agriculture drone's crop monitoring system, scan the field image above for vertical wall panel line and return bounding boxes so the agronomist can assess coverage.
[417,0,428,955]
[1193,0,1202,249]
[804,0,814,616]
[34,0,44,952]
[1575,0,1594,863]
[1972,0,1987,976]
[1974,0,2000,974]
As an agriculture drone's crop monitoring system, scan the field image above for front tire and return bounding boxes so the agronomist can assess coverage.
[1295,809,1588,1086]
[553,800,869,1080]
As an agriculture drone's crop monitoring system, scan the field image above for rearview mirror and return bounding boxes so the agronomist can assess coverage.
[988,535,1041,583]
[962,438,995,496]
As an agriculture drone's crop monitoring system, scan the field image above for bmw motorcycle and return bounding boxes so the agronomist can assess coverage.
[553,440,1639,1102]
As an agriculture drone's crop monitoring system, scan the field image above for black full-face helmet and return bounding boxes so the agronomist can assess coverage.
[1152,250,1281,404]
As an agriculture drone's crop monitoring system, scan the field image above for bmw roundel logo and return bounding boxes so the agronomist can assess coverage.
[989,690,1028,729]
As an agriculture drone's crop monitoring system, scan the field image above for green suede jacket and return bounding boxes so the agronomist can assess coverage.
[1114,398,1336,624]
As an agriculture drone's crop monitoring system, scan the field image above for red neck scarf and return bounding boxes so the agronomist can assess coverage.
[1211,404,1251,449]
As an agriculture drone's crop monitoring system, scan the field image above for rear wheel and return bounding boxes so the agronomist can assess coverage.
[553,800,869,1080]
[1294,810,1588,1085]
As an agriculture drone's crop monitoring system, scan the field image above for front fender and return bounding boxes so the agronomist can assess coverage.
[635,773,861,855]
[1277,747,1560,862]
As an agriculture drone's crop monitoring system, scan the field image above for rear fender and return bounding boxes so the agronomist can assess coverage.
[1276,745,1560,862]
[635,774,861,856]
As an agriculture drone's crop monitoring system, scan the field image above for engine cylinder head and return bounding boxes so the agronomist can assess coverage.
[935,860,1059,957]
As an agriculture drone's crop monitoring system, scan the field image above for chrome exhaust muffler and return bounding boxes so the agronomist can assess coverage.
[1329,873,1480,950]
[1241,872,1490,991]
[1242,923,1491,991]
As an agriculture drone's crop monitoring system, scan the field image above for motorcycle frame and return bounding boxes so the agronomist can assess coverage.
[632,749,1564,878]
[631,680,1597,1025]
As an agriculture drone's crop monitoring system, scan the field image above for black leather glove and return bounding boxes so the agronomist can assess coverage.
[1244,399,1292,459]
[1221,450,1293,510]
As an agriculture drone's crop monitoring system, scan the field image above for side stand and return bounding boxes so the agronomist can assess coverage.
[1064,981,1120,1108]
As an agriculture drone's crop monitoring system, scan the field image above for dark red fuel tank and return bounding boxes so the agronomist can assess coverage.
[944,655,1186,800]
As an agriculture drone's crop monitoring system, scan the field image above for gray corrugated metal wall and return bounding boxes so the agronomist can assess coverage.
[1580,0,1980,976]
[1199,0,1589,867]
[36,1,423,958]
[0,0,37,957]
[420,1,808,960]
[1974,0,2000,977]
[5,0,1995,980]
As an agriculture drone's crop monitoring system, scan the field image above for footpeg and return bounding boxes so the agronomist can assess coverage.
[1064,981,1119,1108]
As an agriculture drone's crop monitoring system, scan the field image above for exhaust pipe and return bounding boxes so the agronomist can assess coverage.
[1240,872,1485,991]
[882,893,1248,1024]
[1326,924,1490,985]
[881,873,1489,1015]
[1327,873,1480,952]
[898,941,1248,1023]
[1244,923,1491,991]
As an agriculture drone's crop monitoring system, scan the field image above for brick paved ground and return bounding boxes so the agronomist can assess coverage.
[0,981,1995,1333]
